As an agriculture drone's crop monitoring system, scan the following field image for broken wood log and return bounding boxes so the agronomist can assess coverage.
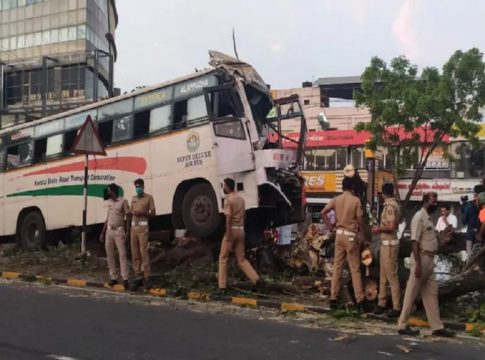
[438,265,485,302]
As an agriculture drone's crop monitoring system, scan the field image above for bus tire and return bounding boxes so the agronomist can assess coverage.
[182,183,221,238]
[18,211,47,250]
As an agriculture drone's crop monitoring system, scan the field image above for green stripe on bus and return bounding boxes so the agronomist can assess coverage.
[7,184,124,198]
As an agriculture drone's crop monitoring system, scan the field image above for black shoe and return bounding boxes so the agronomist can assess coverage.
[252,279,268,293]
[357,300,371,313]
[143,278,153,290]
[129,279,143,292]
[374,306,386,315]
[387,309,401,319]
[329,300,339,310]
[108,279,118,287]
[432,328,455,338]
[398,326,420,336]
[214,288,228,296]
[123,280,129,289]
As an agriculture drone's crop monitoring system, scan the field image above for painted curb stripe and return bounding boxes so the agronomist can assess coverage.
[408,317,429,328]
[103,283,125,292]
[149,288,167,297]
[24,157,147,177]
[187,291,209,301]
[66,279,87,287]
[232,297,257,307]
[1,272,20,279]
[281,303,306,312]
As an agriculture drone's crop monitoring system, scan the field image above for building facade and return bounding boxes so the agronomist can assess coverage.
[272,77,371,133]
[0,0,118,128]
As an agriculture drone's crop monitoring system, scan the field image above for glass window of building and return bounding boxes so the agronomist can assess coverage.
[59,27,68,42]
[77,24,86,39]
[68,26,77,41]
[33,31,41,46]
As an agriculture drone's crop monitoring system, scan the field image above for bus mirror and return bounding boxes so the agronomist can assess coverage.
[318,112,330,130]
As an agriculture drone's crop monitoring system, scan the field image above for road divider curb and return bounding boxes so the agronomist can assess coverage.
[0,270,476,334]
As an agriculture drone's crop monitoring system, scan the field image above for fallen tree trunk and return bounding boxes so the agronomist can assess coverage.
[438,265,485,302]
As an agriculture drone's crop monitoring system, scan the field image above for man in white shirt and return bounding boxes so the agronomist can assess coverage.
[435,205,457,232]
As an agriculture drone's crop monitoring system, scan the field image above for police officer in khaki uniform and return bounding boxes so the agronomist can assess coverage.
[397,192,454,337]
[218,178,261,293]
[129,178,156,291]
[322,177,370,312]
[100,183,131,289]
[372,183,401,318]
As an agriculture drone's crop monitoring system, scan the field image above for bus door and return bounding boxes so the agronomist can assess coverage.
[204,85,255,175]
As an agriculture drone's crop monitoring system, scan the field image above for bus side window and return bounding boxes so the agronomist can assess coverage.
[7,142,33,169]
[34,138,48,163]
[173,100,188,129]
[187,95,208,125]
[46,134,64,158]
[64,129,79,154]
[149,104,171,133]
[98,120,114,146]
[112,115,133,143]
[133,110,150,138]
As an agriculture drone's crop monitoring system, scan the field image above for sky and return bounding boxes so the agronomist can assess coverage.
[114,0,485,92]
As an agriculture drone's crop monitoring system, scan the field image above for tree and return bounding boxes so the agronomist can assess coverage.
[354,48,485,211]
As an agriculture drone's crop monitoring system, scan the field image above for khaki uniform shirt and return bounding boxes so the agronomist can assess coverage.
[323,191,363,233]
[411,208,438,253]
[224,192,245,227]
[131,193,155,222]
[106,197,130,228]
[380,197,401,241]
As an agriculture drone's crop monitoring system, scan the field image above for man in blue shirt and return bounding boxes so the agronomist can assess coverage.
[462,185,485,256]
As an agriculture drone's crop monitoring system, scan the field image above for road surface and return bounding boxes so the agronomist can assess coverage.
[0,281,483,359]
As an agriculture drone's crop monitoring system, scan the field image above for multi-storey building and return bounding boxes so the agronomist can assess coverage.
[0,0,118,128]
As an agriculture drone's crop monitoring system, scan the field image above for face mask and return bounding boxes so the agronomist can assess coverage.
[428,203,438,213]
[135,187,144,196]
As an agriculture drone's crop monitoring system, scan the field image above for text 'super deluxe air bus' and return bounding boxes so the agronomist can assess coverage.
[0,51,306,249]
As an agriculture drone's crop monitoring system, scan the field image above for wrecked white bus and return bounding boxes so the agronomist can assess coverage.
[0,51,306,249]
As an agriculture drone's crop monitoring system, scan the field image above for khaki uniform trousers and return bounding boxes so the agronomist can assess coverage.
[218,228,259,289]
[131,225,151,279]
[378,244,401,310]
[105,228,129,281]
[397,253,444,331]
[331,232,365,303]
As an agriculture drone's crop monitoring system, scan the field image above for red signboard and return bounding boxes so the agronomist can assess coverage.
[272,127,450,149]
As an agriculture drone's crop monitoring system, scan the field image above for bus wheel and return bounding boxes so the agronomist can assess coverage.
[182,183,221,238]
[18,211,47,250]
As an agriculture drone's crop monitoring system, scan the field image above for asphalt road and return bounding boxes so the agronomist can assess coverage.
[0,282,483,360]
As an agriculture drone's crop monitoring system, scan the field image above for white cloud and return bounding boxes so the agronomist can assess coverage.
[392,0,421,60]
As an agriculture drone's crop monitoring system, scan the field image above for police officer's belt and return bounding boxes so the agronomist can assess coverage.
[420,249,436,257]
[132,220,148,226]
[336,229,356,236]
[108,226,124,231]
[381,239,399,246]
